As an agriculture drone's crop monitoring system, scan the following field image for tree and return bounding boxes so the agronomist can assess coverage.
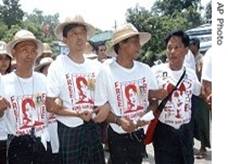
[205,1,212,23]
[152,0,200,16]
[23,9,59,42]
[0,0,24,28]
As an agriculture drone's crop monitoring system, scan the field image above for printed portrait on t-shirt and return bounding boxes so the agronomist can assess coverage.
[124,84,144,113]
[114,78,147,121]
[164,81,191,119]
[10,94,46,135]
[76,76,93,104]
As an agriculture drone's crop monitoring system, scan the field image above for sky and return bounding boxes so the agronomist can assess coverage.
[19,0,211,31]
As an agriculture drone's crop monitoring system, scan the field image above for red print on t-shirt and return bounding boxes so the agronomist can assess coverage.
[76,76,93,104]
[124,84,143,114]
[20,98,43,129]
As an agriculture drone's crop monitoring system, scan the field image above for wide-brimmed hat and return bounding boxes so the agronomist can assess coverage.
[7,29,43,56]
[109,23,151,49]
[42,43,53,54]
[55,15,96,40]
[35,57,53,72]
[0,41,13,59]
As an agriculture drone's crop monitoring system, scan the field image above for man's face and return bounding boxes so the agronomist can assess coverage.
[63,25,87,52]
[0,54,11,74]
[97,45,107,62]
[13,41,38,67]
[166,36,188,70]
[120,35,140,59]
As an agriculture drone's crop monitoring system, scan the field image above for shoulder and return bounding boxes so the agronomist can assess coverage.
[151,63,168,73]
[34,72,46,80]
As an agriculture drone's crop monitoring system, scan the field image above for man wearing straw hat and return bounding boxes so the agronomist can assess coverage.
[46,15,105,164]
[94,23,159,164]
[0,29,50,164]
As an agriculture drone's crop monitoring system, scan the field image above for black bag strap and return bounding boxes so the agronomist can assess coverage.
[157,68,186,112]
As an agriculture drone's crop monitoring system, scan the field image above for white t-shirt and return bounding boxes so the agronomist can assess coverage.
[0,74,8,140]
[201,48,212,82]
[0,72,50,148]
[151,63,201,129]
[184,50,196,71]
[95,59,158,133]
[47,55,101,127]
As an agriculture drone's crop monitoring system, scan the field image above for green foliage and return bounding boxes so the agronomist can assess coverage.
[205,1,212,23]
[0,0,24,28]
[1,24,21,42]
[126,0,205,66]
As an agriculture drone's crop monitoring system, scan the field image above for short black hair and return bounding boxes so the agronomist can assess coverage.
[190,38,200,49]
[165,30,190,47]
[63,23,86,38]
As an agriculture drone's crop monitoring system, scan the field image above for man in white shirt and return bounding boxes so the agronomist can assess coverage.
[46,15,105,164]
[151,30,201,164]
[0,29,50,164]
[94,23,158,164]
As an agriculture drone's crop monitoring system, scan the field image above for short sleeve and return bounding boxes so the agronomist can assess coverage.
[94,68,109,106]
[46,62,61,98]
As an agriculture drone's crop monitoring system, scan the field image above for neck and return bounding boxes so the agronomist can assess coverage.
[16,67,33,78]
[116,55,134,69]
[68,51,85,64]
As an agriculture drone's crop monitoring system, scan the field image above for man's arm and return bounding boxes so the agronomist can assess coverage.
[46,97,92,121]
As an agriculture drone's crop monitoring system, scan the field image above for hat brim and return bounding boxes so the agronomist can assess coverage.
[55,22,96,40]
[7,38,43,57]
[0,51,13,59]
[35,61,52,72]
[108,32,151,57]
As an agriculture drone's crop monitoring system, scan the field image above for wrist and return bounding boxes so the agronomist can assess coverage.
[115,116,121,126]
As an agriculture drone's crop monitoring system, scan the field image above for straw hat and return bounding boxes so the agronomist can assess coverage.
[109,23,151,49]
[42,43,53,54]
[0,41,13,59]
[55,15,96,40]
[35,57,53,72]
[7,29,43,56]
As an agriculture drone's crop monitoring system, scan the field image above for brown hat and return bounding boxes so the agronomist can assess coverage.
[7,29,43,56]
[0,41,13,59]
[109,23,151,49]
[55,15,96,40]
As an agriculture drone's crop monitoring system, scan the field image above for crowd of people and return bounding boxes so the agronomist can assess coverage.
[0,14,211,164]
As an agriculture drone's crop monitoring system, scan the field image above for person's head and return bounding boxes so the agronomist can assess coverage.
[36,43,53,65]
[55,15,96,52]
[35,57,53,76]
[7,30,43,70]
[95,44,107,62]
[165,30,189,70]
[110,23,151,59]
[125,84,138,105]
[189,38,200,56]
[0,41,12,74]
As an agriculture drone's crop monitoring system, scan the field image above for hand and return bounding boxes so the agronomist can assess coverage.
[149,89,168,100]
[93,103,111,123]
[80,110,93,122]
[0,97,10,113]
[136,119,149,128]
[119,117,136,133]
